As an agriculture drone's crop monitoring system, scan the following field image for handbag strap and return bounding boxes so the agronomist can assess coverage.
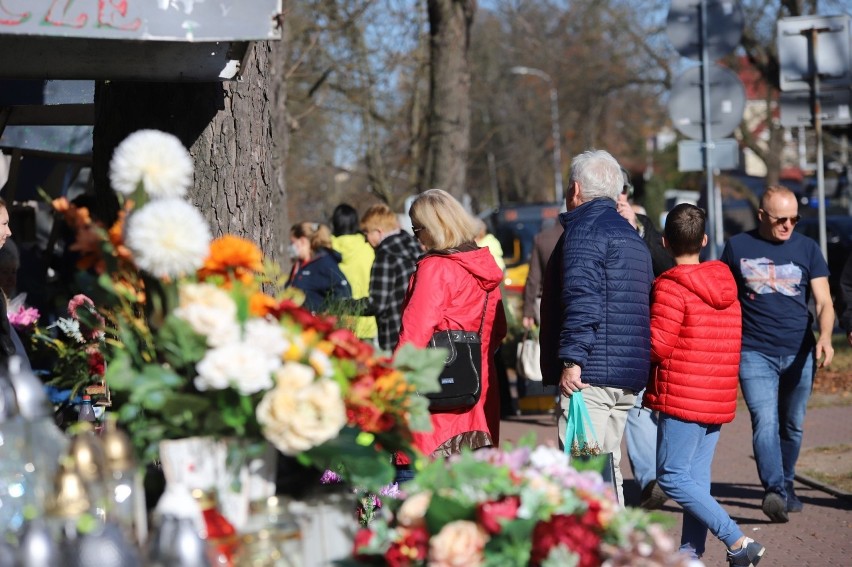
[476,291,490,336]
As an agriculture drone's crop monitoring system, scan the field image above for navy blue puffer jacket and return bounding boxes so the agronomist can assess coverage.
[540,198,653,391]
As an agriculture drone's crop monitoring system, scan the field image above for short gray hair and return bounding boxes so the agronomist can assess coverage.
[568,150,623,202]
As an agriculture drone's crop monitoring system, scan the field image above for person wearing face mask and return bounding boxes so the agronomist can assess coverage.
[286,222,352,313]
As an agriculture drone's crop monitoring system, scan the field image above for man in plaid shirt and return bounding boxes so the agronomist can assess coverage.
[359,204,423,350]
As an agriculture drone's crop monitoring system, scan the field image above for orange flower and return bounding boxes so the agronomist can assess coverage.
[199,235,263,284]
[374,370,414,402]
[108,212,134,264]
[249,292,278,317]
[70,225,105,271]
[53,197,93,230]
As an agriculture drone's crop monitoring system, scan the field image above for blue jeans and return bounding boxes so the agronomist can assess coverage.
[657,414,742,557]
[739,349,815,500]
[625,390,658,490]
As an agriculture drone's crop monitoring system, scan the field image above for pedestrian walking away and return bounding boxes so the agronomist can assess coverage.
[617,167,675,510]
[539,149,654,505]
[645,203,764,566]
[395,189,507,482]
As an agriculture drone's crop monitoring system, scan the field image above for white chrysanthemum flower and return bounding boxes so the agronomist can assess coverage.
[244,318,289,361]
[258,365,346,455]
[109,129,193,198]
[194,341,277,395]
[174,283,239,347]
[126,199,211,279]
[50,318,84,344]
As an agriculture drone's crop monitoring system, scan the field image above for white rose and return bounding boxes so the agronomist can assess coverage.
[308,348,334,378]
[174,283,240,346]
[257,365,346,455]
[244,318,289,360]
[194,341,277,395]
[396,491,432,528]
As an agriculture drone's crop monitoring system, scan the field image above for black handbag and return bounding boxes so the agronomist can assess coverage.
[425,292,489,411]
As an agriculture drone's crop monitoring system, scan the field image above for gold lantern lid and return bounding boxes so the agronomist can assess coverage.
[68,430,106,483]
[101,417,135,473]
[46,459,91,518]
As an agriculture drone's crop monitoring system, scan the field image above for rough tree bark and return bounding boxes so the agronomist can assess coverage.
[424,0,475,198]
[92,41,288,266]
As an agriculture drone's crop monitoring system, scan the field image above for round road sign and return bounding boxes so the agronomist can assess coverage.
[667,0,744,61]
[668,63,746,140]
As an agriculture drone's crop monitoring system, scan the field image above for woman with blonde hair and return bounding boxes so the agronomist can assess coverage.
[396,189,507,474]
[286,221,352,312]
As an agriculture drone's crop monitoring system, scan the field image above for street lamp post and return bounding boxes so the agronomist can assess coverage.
[510,66,563,203]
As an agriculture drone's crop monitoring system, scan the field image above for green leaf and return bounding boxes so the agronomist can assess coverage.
[303,427,395,490]
[158,315,208,370]
[393,343,445,394]
[405,395,434,432]
[425,493,475,535]
[104,352,134,390]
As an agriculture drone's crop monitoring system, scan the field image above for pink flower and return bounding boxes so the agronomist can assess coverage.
[67,294,105,340]
[8,306,40,330]
[67,294,95,319]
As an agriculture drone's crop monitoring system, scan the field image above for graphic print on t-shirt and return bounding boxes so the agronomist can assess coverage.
[740,257,802,296]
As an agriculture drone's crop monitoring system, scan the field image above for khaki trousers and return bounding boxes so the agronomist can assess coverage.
[558,385,636,505]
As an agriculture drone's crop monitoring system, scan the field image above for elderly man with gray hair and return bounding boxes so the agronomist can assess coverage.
[540,149,654,504]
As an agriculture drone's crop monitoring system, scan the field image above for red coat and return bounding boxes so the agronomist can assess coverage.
[644,260,742,425]
[396,246,506,457]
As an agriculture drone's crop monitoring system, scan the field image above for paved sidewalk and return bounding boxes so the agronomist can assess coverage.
[501,403,852,566]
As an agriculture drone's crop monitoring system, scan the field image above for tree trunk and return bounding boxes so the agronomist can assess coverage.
[93,41,288,266]
[424,0,475,198]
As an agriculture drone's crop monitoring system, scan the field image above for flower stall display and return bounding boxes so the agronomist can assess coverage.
[348,444,695,567]
[10,294,108,404]
[52,129,444,511]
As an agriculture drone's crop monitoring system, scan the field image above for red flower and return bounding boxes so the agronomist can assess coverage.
[354,528,374,550]
[476,495,521,534]
[87,350,106,377]
[580,498,603,530]
[384,526,429,567]
[530,514,602,567]
[327,328,374,361]
[347,404,396,433]
[270,300,337,333]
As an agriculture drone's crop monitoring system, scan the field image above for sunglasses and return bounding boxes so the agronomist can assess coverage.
[412,226,426,234]
[622,184,634,198]
[761,210,801,226]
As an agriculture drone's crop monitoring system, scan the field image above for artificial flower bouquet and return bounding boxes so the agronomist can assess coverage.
[53,129,444,489]
[348,444,692,567]
[9,294,107,401]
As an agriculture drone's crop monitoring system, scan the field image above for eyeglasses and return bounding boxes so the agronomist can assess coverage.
[761,210,801,226]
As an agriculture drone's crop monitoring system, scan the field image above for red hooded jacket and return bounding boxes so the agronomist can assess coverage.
[644,260,742,425]
[396,246,506,457]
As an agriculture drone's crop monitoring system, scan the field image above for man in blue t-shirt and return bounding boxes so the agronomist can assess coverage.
[721,185,834,524]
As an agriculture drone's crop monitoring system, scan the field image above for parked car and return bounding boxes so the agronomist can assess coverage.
[793,215,852,301]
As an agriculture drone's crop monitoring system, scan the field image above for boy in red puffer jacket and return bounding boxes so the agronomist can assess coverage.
[644,204,765,567]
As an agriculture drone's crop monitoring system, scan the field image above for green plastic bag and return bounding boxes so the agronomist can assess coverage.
[564,391,613,479]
